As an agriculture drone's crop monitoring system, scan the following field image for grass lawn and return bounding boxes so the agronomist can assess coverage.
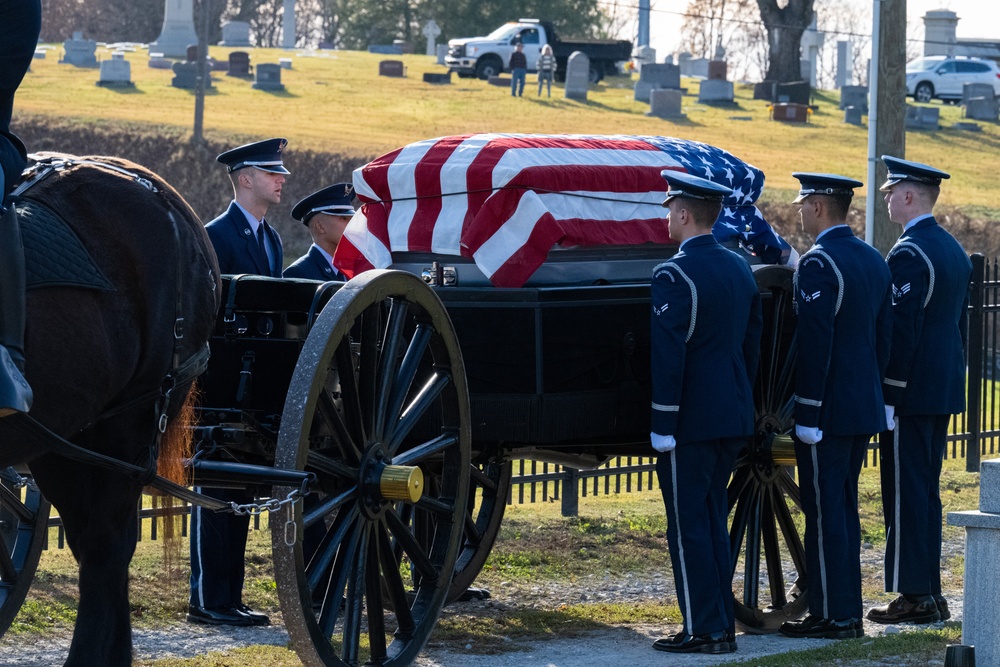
[18,46,1000,216]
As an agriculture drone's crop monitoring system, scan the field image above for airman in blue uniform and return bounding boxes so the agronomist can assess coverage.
[283,183,355,281]
[0,0,41,419]
[650,170,762,655]
[867,156,971,625]
[189,139,291,627]
[778,174,892,640]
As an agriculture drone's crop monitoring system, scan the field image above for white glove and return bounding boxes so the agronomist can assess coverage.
[884,405,896,431]
[795,424,823,445]
[651,433,677,453]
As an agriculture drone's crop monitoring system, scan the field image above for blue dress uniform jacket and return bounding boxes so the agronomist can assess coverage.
[792,225,892,622]
[283,244,346,281]
[793,226,893,435]
[650,235,762,443]
[882,217,971,416]
[879,216,971,597]
[205,201,283,277]
[651,234,762,638]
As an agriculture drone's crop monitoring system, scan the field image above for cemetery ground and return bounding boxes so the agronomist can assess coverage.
[0,455,979,666]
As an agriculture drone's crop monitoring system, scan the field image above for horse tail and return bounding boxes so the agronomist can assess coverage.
[151,381,198,568]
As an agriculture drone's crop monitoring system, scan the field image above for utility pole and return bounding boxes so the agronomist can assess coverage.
[866,0,906,254]
[193,0,211,145]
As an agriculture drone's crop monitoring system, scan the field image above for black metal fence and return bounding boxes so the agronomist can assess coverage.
[43,253,1000,541]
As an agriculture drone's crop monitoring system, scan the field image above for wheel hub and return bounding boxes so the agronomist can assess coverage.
[358,445,424,518]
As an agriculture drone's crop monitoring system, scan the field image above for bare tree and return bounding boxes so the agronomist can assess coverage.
[678,0,767,81]
[756,0,815,82]
[814,0,870,88]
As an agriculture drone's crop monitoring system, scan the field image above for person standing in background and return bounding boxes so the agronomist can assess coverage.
[509,41,527,97]
[537,44,555,97]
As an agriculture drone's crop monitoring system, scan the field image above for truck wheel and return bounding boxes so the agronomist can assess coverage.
[475,57,502,80]
[588,65,602,84]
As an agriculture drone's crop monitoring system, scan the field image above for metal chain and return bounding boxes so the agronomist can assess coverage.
[228,487,303,517]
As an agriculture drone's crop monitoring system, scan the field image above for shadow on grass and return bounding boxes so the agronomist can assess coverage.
[96,84,144,94]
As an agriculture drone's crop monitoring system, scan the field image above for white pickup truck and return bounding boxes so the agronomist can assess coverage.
[444,19,633,83]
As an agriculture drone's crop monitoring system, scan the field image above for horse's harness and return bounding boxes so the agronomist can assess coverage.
[7,156,227,510]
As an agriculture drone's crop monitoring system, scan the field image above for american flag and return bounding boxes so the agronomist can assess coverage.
[334,133,789,287]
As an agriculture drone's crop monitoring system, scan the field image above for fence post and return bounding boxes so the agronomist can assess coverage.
[561,467,579,517]
[967,254,985,473]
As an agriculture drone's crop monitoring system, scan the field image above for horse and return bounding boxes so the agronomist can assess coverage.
[0,153,220,665]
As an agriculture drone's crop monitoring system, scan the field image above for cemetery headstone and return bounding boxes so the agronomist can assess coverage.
[753,80,776,101]
[61,32,98,67]
[393,40,414,54]
[698,79,734,103]
[904,104,939,130]
[151,0,198,58]
[436,44,448,66]
[33,49,46,60]
[963,83,995,106]
[97,52,132,87]
[220,21,251,46]
[843,106,863,125]
[378,60,406,77]
[953,122,981,132]
[252,63,284,91]
[634,63,680,103]
[170,61,200,89]
[840,85,868,112]
[423,19,441,57]
[775,81,810,105]
[707,60,727,81]
[683,57,709,79]
[279,58,293,69]
[835,40,851,88]
[282,0,295,48]
[228,51,251,77]
[564,51,590,101]
[423,71,452,84]
[186,44,200,62]
[633,45,656,68]
[771,102,809,123]
[148,52,172,69]
[648,89,683,119]
[965,97,999,122]
[948,458,1000,667]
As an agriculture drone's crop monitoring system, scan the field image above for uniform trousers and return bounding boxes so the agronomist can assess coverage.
[877,414,949,595]
[656,437,743,636]
[794,435,868,621]
[189,487,253,609]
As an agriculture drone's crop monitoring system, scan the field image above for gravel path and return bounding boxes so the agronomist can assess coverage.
[0,541,966,665]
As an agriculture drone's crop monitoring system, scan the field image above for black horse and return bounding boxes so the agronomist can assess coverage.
[0,154,220,665]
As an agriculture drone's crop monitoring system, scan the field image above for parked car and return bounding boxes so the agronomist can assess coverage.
[445,19,633,83]
[905,56,1000,102]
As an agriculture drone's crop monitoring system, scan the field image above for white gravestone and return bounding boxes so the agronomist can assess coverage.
[564,51,590,101]
[699,79,734,103]
[151,0,198,58]
[423,20,441,57]
[98,52,132,86]
[436,44,448,66]
[282,0,295,48]
[220,21,251,47]
[648,89,683,118]
[836,40,851,88]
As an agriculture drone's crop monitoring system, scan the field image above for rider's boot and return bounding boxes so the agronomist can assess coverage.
[0,203,32,417]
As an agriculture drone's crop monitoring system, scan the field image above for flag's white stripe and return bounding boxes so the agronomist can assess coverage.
[386,138,437,250]
[536,190,665,221]
[352,165,378,202]
[491,147,683,189]
[342,210,393,269]
[472,191,548,277]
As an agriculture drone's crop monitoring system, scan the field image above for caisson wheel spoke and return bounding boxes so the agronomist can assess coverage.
[357,303,385,430]
[376,519,415,638]
[315,389,361,464]
[334,338,367,447]
[774,474,807,576]
[306,450,358,482]
[373,300,410,442]
[392,432,459,467]
[365,524,388,663]
[761,486,786,608]
[728,489,752,572]
[340,524,370,665]
[307,505,359,596]
[385,323,433,432]
[387,373,452,454]
[384,506,438,581]
[318,517,362,637]
[742,485,764,609]
[0,483,33,523]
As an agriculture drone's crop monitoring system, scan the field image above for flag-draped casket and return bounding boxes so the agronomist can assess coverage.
[334,134,789,287]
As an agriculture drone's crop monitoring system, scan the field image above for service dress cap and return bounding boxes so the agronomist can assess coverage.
[291,183,357,224]
[217,138,290,174]
[661,170,733,206]
[791,172,863,203]
[879,155,949,191]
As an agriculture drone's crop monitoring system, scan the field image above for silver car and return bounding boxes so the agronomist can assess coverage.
[906,56,1000,102]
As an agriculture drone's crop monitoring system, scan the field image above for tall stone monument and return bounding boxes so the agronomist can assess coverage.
[282,0,296,48]
[423,20,441,57]
[151,0,198,58]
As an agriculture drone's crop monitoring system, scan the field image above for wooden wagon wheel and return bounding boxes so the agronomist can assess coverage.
[0,468,48,635]
[729,264,808,633]
[271,270,471,667]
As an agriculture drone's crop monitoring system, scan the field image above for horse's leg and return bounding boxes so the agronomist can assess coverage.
[31,417,150,667]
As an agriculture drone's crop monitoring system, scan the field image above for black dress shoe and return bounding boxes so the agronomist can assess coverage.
[652,630,736,654]
[187,605,256,626]
[780,615,863,639]
[934,594,951,621]
[234,603,270,626]
[866,594,941,624]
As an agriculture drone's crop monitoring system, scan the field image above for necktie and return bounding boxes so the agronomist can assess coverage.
[256,222,269,274]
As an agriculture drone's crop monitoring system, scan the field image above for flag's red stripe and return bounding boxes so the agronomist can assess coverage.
[408,136,467,251]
